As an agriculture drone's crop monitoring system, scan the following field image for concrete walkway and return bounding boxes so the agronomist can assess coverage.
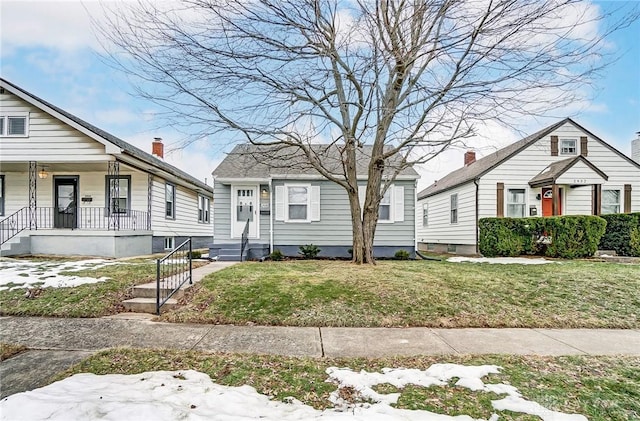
[1,316,639,398]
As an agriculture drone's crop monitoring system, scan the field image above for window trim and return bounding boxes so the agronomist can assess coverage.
[164,236,175,250]
[198,195,210,223]
[0,175,5,216]
[602,188,621,215]
[560,138,577,155]
[284,183,311,223]
[0,112,29,137]
[165,182,176,220]
[450,193,458,224]
[506,187,527,218]
[422,203,428,228]
[104,175,131,216]
[378,188,393,223]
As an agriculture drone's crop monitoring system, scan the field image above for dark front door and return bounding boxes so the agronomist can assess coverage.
[54,178,78,228]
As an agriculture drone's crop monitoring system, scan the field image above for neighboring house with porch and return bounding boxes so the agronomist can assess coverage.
[0,78,213,257]
[417,118,640,255]
[210,144,419,260]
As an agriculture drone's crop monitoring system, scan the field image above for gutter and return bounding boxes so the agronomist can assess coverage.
[474,177,480,254]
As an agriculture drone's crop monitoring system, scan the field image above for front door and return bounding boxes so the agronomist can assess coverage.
[232,186,258,238]
[541,187,562,217]
[54,177,78,228]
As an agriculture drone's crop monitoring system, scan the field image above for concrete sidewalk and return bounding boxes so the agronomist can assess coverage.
[2,316,639,398]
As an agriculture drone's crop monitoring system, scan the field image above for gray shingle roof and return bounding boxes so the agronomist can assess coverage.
[1,78,212,193]
[418,118,582,199]
[528,156,608,188]
[213,143,420,179]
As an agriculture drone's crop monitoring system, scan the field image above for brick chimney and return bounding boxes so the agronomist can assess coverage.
[152,137,164,159]
[464,150,476,166]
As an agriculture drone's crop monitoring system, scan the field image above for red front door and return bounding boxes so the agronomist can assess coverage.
[541,187,562,216]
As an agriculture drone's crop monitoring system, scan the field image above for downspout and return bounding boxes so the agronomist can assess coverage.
[474,178,480,255]
[269,178,274,253]
[414,179,418,256]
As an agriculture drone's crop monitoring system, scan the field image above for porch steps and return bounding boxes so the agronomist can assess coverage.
[217,247,248,262]
[0,233,31,257]
[122,282,187,314]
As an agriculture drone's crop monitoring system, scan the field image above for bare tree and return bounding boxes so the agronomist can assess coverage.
[97,0,637,264]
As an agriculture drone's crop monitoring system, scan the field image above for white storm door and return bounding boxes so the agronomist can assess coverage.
[232,186,258,238]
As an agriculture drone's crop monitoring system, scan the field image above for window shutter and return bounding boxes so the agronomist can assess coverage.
[580,136,588,156]
[394,185,404,222]
[624,184,632,213]
[310,185,321,221]
[358,185,366,215]
[275,185,285,221]
[496,183,504,217]
[550,136,558,156]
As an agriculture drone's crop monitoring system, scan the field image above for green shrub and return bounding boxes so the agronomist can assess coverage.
[299,244,321,259]
[270,249,284,261]
[187,250,202,259]
[394,250,410,260]
[479,215,606,259]
[598,213,640,257]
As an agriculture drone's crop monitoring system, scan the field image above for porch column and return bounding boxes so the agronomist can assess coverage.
[108,161,120,230]
[552,184,560,216]
[29,161,37,229]
[147,173,153,230]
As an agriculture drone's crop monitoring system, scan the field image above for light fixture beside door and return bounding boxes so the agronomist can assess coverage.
[38,166,49,179]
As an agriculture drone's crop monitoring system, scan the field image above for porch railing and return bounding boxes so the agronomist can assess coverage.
[240,218,250,262]
[0,207,151,245]
[156,237,192,315]
[0,207,29,245]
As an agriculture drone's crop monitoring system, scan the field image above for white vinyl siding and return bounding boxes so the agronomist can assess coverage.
[0,92,111,161]
[602,189,620,214]
[417,183,476,246]
[151,178,210,237]
[0,175,4,215]
[506,188,526,217]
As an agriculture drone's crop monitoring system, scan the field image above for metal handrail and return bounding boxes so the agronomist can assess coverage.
[156,237,192,315]
[0,207,151,245]
[0,207,28,245]
[240,218,250,262]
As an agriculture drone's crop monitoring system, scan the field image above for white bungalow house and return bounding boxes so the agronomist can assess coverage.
[210,144,419,260]
[0,78,213,257]
[417,118,640,255]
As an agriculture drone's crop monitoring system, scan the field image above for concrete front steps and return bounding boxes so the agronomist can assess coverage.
[0,232,31,257]
[122,281,188,314]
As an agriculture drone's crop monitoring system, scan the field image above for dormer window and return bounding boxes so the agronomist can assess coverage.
[560,139,577,155]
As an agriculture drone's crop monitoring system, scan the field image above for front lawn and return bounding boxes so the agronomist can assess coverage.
[162,260,639,328]
[0,260,158,317]
[56,348,640,420]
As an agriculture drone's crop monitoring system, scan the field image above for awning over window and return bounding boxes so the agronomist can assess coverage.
[529,156,608,188]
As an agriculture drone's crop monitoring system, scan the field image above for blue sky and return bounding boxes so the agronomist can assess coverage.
[1,0,639,189]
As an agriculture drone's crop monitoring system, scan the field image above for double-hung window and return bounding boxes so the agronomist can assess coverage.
[602,189,620,214]
[0,113,29,137]
[379,189,391,221]
[422,204,428,227]
[507,188,526,218]
[165,183,176,219]
[450,194,458,224]
[105,175,131,214]
[198,195,210,223]
[560,139,577,155]
[287,186,308,221]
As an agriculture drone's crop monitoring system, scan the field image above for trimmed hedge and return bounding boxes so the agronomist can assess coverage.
[479,215,607,259]
[598,213,640,257]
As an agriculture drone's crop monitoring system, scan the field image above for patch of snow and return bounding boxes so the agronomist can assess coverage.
[0,258,121,291]
[447,256,555,265]
[0,365,587,421]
